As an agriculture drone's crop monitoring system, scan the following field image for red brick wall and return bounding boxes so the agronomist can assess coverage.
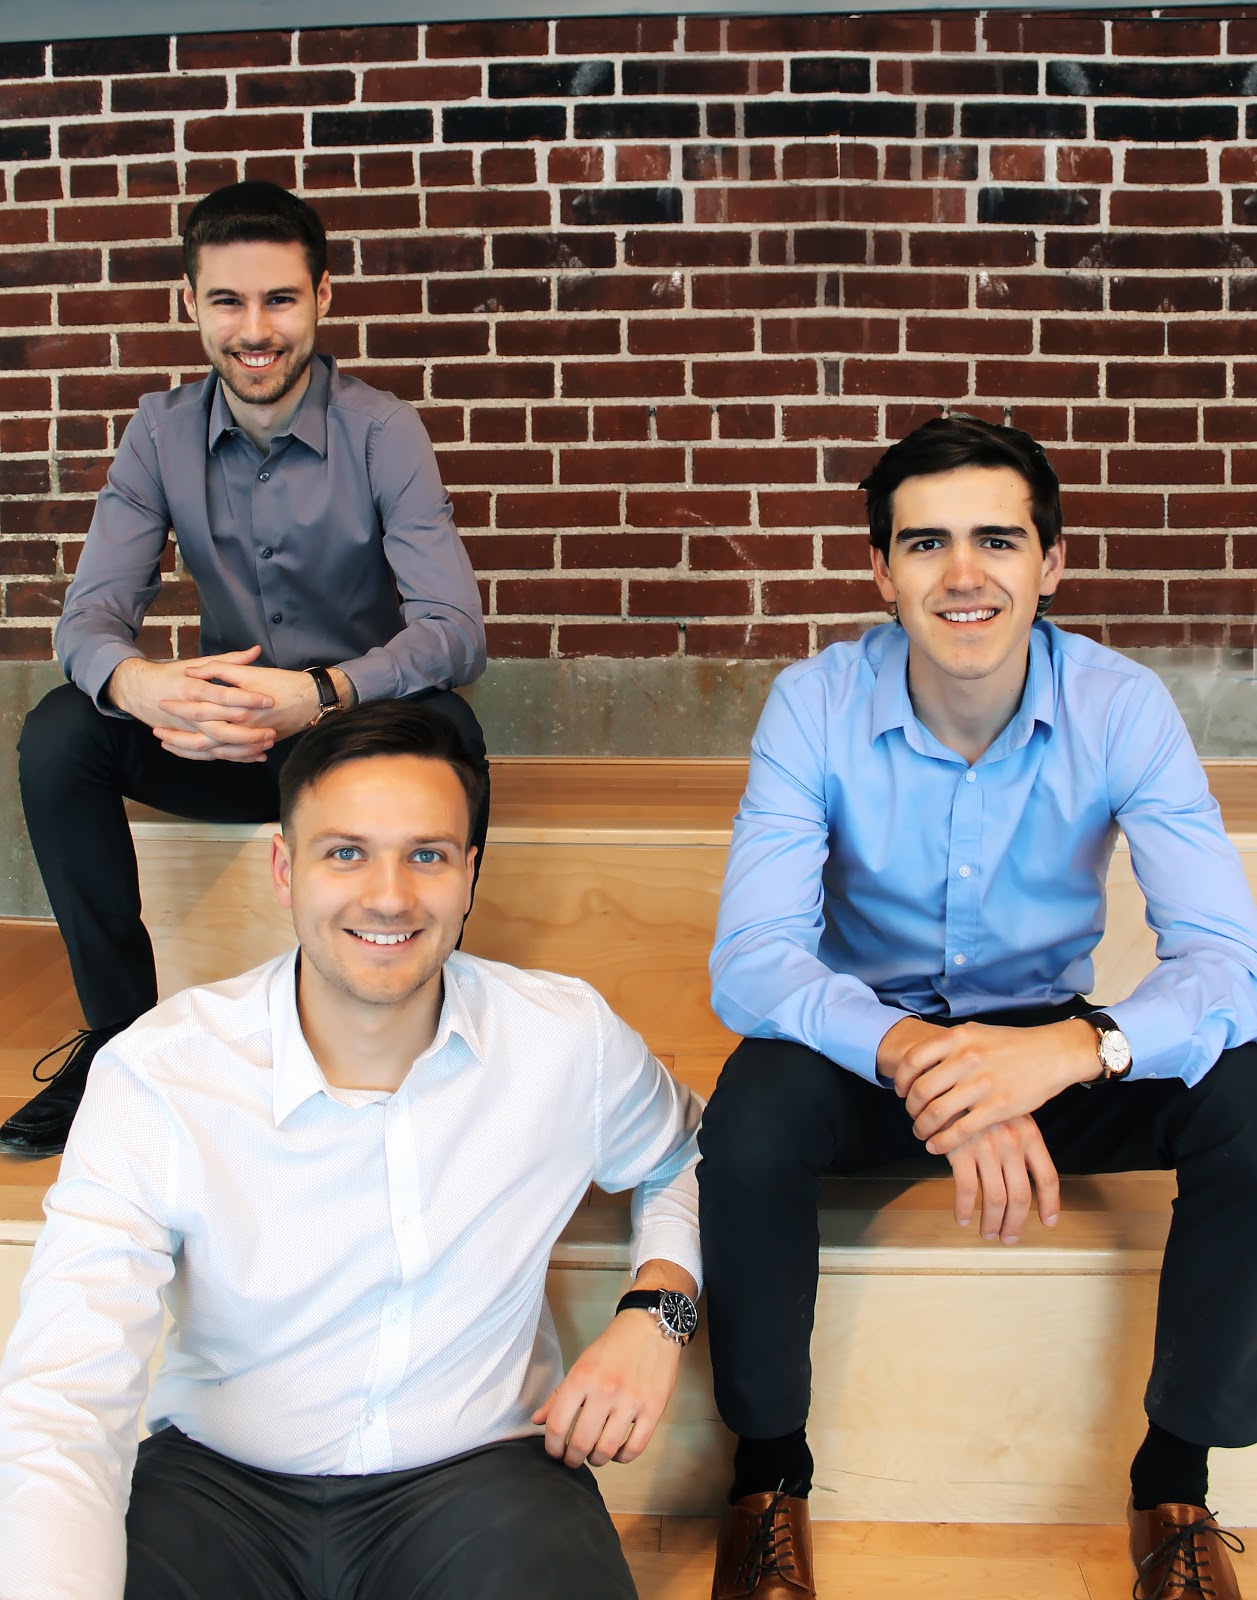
[0,10,1255,662]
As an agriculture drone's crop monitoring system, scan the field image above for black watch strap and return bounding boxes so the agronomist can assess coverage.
[306,666,342,722]
[615,1287,699,1346]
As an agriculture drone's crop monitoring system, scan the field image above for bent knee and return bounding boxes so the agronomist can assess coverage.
[698,1037,846,1179]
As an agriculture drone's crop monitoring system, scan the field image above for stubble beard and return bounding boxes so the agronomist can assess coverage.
[215,344,314,410]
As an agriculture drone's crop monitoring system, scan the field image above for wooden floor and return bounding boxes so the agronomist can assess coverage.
[4,920,1256,1596]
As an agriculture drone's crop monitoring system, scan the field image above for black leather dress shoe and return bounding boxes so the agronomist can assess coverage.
[0,1026,124,1157]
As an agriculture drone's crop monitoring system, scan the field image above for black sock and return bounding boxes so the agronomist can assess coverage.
[1130,1420,1209,1511]
[732,1428,812,1501]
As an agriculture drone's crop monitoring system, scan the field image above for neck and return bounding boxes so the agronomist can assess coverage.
[221,364,311,453]
[294,962,445,1094]
[905,648,1030,766]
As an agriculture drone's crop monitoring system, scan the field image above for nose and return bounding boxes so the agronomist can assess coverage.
[360,855,410,917]
[943,540,983,591]
[239,302,273,348]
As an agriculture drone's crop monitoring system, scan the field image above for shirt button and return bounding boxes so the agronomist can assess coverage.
[261,547,273,560]
[271,613,282,624]
[958,865,971,878]
[389,1307,402,1325]
[965,771,976,784]
[258,470,270,482]
[953,953,966,966]
[364,1410,375,1426]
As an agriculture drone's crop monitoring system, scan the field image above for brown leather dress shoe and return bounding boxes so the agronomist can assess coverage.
[1129,1497,1246,1598]
[711,1488,816,1599]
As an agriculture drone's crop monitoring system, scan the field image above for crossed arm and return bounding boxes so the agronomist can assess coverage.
[876,1014,1102,1244]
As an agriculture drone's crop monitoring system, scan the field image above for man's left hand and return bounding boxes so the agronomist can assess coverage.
[169,660,325,743]
[531,1309,682,1470]
[893,1017,1100,1156]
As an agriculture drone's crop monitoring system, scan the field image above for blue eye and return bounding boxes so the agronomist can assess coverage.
[413,849,440,865]
[331,846,361,862]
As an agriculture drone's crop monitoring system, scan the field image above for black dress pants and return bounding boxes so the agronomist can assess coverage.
[18,682,490,1031]
[697,1003,1257,1451]
[123,1428,637,1600]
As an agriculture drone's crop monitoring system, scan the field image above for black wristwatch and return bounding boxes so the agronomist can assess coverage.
[615,1288,699,1347]
[306,666,343,724]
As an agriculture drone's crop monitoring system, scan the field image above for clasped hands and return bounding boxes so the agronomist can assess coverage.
[108,647,324,762]
[876,1014,1101,1245]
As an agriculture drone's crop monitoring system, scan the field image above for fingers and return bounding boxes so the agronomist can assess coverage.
[153,724,274,764]
[949,1146,979,1228]
[187,645,263,668]
[891,1033,952,1099]
[158,695,270,724]
[1024,1127,1061,1229]
[180,663,275,707]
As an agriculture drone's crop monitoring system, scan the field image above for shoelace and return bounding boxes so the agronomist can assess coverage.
[32,1026,113,1084]
[734,1481,800,1588]
[1133,1509,1245,1599]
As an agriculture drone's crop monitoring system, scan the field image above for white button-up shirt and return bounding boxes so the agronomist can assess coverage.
[0,950,702,1600]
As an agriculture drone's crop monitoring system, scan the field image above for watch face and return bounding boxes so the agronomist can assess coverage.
[659,1290,699,1341]
[1099,1029,1132,1076]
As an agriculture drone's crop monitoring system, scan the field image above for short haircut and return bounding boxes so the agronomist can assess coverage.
[278,700,485,849]
[182,181,328,290]
[859,414,1062,558]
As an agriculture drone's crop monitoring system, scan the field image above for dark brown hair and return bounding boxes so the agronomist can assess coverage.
[183,181,328,290]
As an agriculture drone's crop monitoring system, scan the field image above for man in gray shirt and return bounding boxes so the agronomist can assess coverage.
[3,181,487,1159]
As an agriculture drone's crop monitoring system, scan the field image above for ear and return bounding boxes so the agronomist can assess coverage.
[181,276,198,326]
[315,270,332,321]
[870,545,897,606]
[271,831,294,909]
[462,846,477,919]
[1039,534,1066,597]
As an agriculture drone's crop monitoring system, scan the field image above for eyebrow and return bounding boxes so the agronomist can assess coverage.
[894,523,1030,543]
[203,285,304,298]
[307,831,465,849]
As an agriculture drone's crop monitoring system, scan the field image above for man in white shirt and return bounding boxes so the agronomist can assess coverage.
[0,701,702,1600]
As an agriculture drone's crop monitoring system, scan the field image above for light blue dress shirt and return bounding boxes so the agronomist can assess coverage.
[710,621,1257,1087]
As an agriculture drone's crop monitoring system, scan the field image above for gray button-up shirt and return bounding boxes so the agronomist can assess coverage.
[56,355,486,711]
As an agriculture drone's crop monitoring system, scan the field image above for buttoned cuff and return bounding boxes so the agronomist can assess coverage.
[830,996,921,1086]
[77,640,146,717]
[1103,995,1190,1083]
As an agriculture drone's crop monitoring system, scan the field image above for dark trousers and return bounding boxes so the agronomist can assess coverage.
[123,1428,637,1600]
[697,1003,1257,1451]
[18,682,490,1030]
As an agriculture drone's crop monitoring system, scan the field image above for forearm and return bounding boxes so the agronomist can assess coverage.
[335,610,486,704]
[628,1256,698,1302]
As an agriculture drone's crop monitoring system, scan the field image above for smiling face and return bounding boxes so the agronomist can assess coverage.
[271,754,475,1017]
[871,463,1065,706]
[182,238,331,418]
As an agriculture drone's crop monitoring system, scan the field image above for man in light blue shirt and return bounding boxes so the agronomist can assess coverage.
[700,415,1257,1600]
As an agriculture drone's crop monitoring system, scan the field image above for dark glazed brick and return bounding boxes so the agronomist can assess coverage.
[563,188,682,227]
[489,62,613,98]
[238,71,356,108]
[361,236,484,275]
[623,60,757,96]
[1098,106,1237,143]
[298,26,418,64]
[789,59,872,95]
[706,105,737,138]
[924,104,955,138]
[575,104,699,140]
[908,59,1038,95]
[0,124,49,161]
[781,229,867,266]
[1047,61,1246,98]
[109,244,192,283]
[625,231,750,268]
[61,121,173,159]
[426,22,550,58]
[314,110,433,146]
[113,76,228,114]
[177,33,291,70]
[745,101,915,139]
[443,106,566,143]
[492,232,616,270]
[978,187,1098,226]
[1046,233,1257,271]
[961,103,1086,140]
[0,44,45,77]
[54,35,169,76]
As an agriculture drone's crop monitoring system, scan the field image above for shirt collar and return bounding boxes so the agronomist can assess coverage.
[868,619,1056,757]
[206,353,332,459]
[269,946,485,1126]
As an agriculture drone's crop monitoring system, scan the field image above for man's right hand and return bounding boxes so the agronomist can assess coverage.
[945,1114,1060,1246]
[106,648,277,763]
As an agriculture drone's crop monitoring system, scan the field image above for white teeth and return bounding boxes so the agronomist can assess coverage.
[353,931,413,945]
[942,609,997,623]
[236,352,279,367]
